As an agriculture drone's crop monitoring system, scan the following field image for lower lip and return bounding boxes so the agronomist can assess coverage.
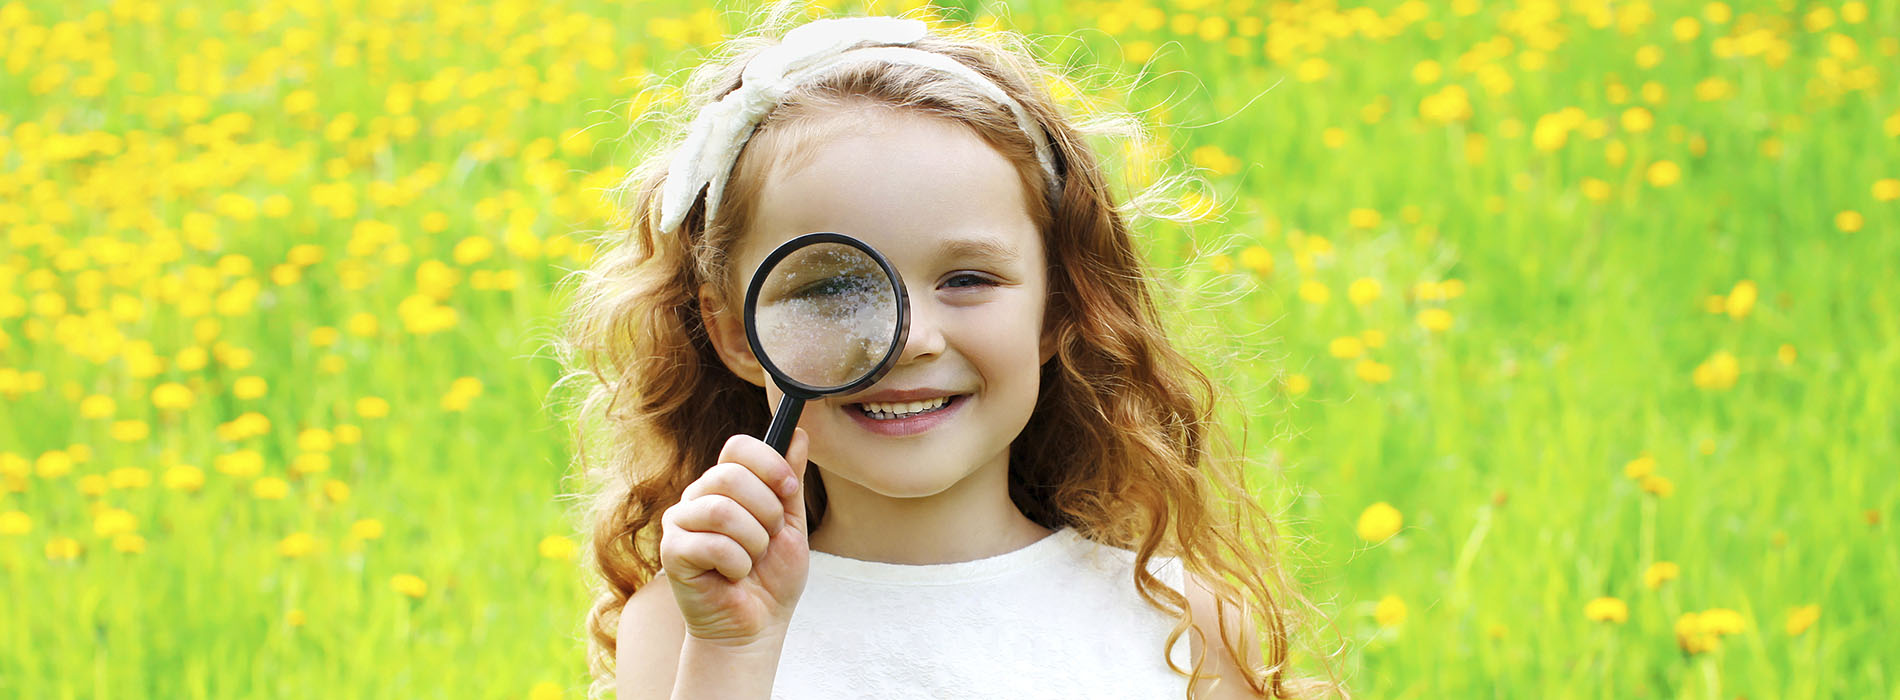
[844,396,965,437]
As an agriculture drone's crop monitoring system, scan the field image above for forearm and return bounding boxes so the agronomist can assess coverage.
[669,636,785,700]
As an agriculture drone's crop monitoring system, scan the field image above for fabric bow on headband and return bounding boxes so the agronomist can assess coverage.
[656,16,1060,234]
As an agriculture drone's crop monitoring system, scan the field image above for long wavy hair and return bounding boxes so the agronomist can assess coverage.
[560,13,1342,699]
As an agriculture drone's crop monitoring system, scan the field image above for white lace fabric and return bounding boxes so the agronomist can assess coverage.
[772,527,1193,699]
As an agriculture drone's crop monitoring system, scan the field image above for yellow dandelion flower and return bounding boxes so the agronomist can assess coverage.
[1284,373,1311,396]
[164,465,205,492]
[1726,280,1757,320]
[108,467,150,490]
[1646,160,1681,187]
[110,420,150,442]
[298,429,334,453]
[1640,474,1675,498]
[1328,336,1366,359]
[1624,454,1656,479]
[1374,595,1407,627]
[1701,608,1746,635]
[1298,280,1331,305]
[46,536,83,561]
[1873,179,1900,202]
[78,475,109,497]
[1785,604,1820,636]
[529,681,564,700]
[1347,209,1382,230]
[1584,597,1628,623]
[292,453,331,476]
[391,573,429,598]
[287,609,308,627]
[0,454,25,480]
[253,477,289,500]
[1208,254,1234,275]
[1347,278,1382,306]
[1672,17,1701,41]
[232,376,268,399]
[1692,351,1740,390]
[1703,2,1731,24]
[1417,308,1453,332]
[113,533,146,554]
[324,479,352,503]
[1778,344,1797,366]
[357,397,390,419]
[0,510,31,535]
[351,518,385,540]
[36,450,75,479]
[453,236,496,265]
[1355,359,1393,384]
[1357,502,1403,542]
[333,425,362,445]
[1644,561,1680,589]
[346,312,380,338]
[1834,210,1862,233]
[215,450,265,478]
[1238,246,1273,276]
[539,535,577,560]
[278,532,318,558]
[79,394,116,418]
[1296,57,1331,83]
[1620,107,1654,133]
[237,412,271,436]
[92,507,136,537]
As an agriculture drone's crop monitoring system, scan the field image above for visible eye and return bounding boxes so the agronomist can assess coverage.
[787,274,870,300]
[941,272,997,290]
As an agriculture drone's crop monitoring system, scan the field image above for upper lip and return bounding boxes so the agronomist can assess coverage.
[843,388,965,404]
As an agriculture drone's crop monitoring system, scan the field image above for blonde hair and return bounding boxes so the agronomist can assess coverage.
[560,13,1343,699]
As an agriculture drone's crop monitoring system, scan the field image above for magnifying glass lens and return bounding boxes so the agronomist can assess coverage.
[754,243,900,389]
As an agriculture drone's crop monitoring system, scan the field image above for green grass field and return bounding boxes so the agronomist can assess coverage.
[2,0,1894,696]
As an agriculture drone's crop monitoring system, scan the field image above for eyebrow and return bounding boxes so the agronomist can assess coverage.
[934,235,1021,264]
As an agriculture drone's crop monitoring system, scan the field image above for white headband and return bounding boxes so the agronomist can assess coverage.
[657,17,1060,234]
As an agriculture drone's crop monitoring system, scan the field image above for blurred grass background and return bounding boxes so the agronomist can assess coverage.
[1,0,1895,697]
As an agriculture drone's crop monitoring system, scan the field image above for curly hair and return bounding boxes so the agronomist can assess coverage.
[558,12,1342,699]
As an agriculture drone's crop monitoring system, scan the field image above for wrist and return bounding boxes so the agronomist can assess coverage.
[673,633,786,700]
[681,628,788,659]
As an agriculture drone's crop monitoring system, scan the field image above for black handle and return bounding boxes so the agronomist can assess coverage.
[763,393,806,455]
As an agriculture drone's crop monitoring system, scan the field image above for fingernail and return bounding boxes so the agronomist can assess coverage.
[779,476,799,497]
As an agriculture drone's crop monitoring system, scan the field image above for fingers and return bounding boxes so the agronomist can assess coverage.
[717,434,800,499]
[681,462,787,544]
[662,495,769,581]
[661,433,807,582]
[782,428,810,532]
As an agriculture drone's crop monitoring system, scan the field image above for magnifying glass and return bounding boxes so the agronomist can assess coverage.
[744,232,910,455]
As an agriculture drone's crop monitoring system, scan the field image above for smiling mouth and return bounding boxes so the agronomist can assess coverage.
[853,395,961,420]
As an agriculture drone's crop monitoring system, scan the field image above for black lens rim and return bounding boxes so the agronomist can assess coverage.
[742,232,910,399]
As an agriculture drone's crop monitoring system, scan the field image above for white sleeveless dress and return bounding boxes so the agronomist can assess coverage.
[771,527,1193,699]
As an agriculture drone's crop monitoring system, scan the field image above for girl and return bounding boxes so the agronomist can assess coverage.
[562,13,1340,700]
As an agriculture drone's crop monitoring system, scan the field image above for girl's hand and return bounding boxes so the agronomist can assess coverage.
[659,428,812,649]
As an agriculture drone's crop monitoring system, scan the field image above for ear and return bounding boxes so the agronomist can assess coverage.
[699,284,769,387]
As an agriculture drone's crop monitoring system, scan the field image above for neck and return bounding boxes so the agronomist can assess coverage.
[807,455,1054,564]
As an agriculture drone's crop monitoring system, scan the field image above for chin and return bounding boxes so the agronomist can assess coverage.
[817,463,964,500]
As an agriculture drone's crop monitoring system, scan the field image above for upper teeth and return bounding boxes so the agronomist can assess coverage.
[861,396,951,416]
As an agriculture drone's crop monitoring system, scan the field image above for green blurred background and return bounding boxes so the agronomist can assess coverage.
[2,0,1894,697]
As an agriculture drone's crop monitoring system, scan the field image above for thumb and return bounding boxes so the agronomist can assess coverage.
[782,427,811,534]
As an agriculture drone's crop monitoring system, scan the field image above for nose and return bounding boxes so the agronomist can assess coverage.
[896,286,945,364]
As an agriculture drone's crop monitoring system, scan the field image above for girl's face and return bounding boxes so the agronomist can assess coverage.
[705,107,1051,501]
